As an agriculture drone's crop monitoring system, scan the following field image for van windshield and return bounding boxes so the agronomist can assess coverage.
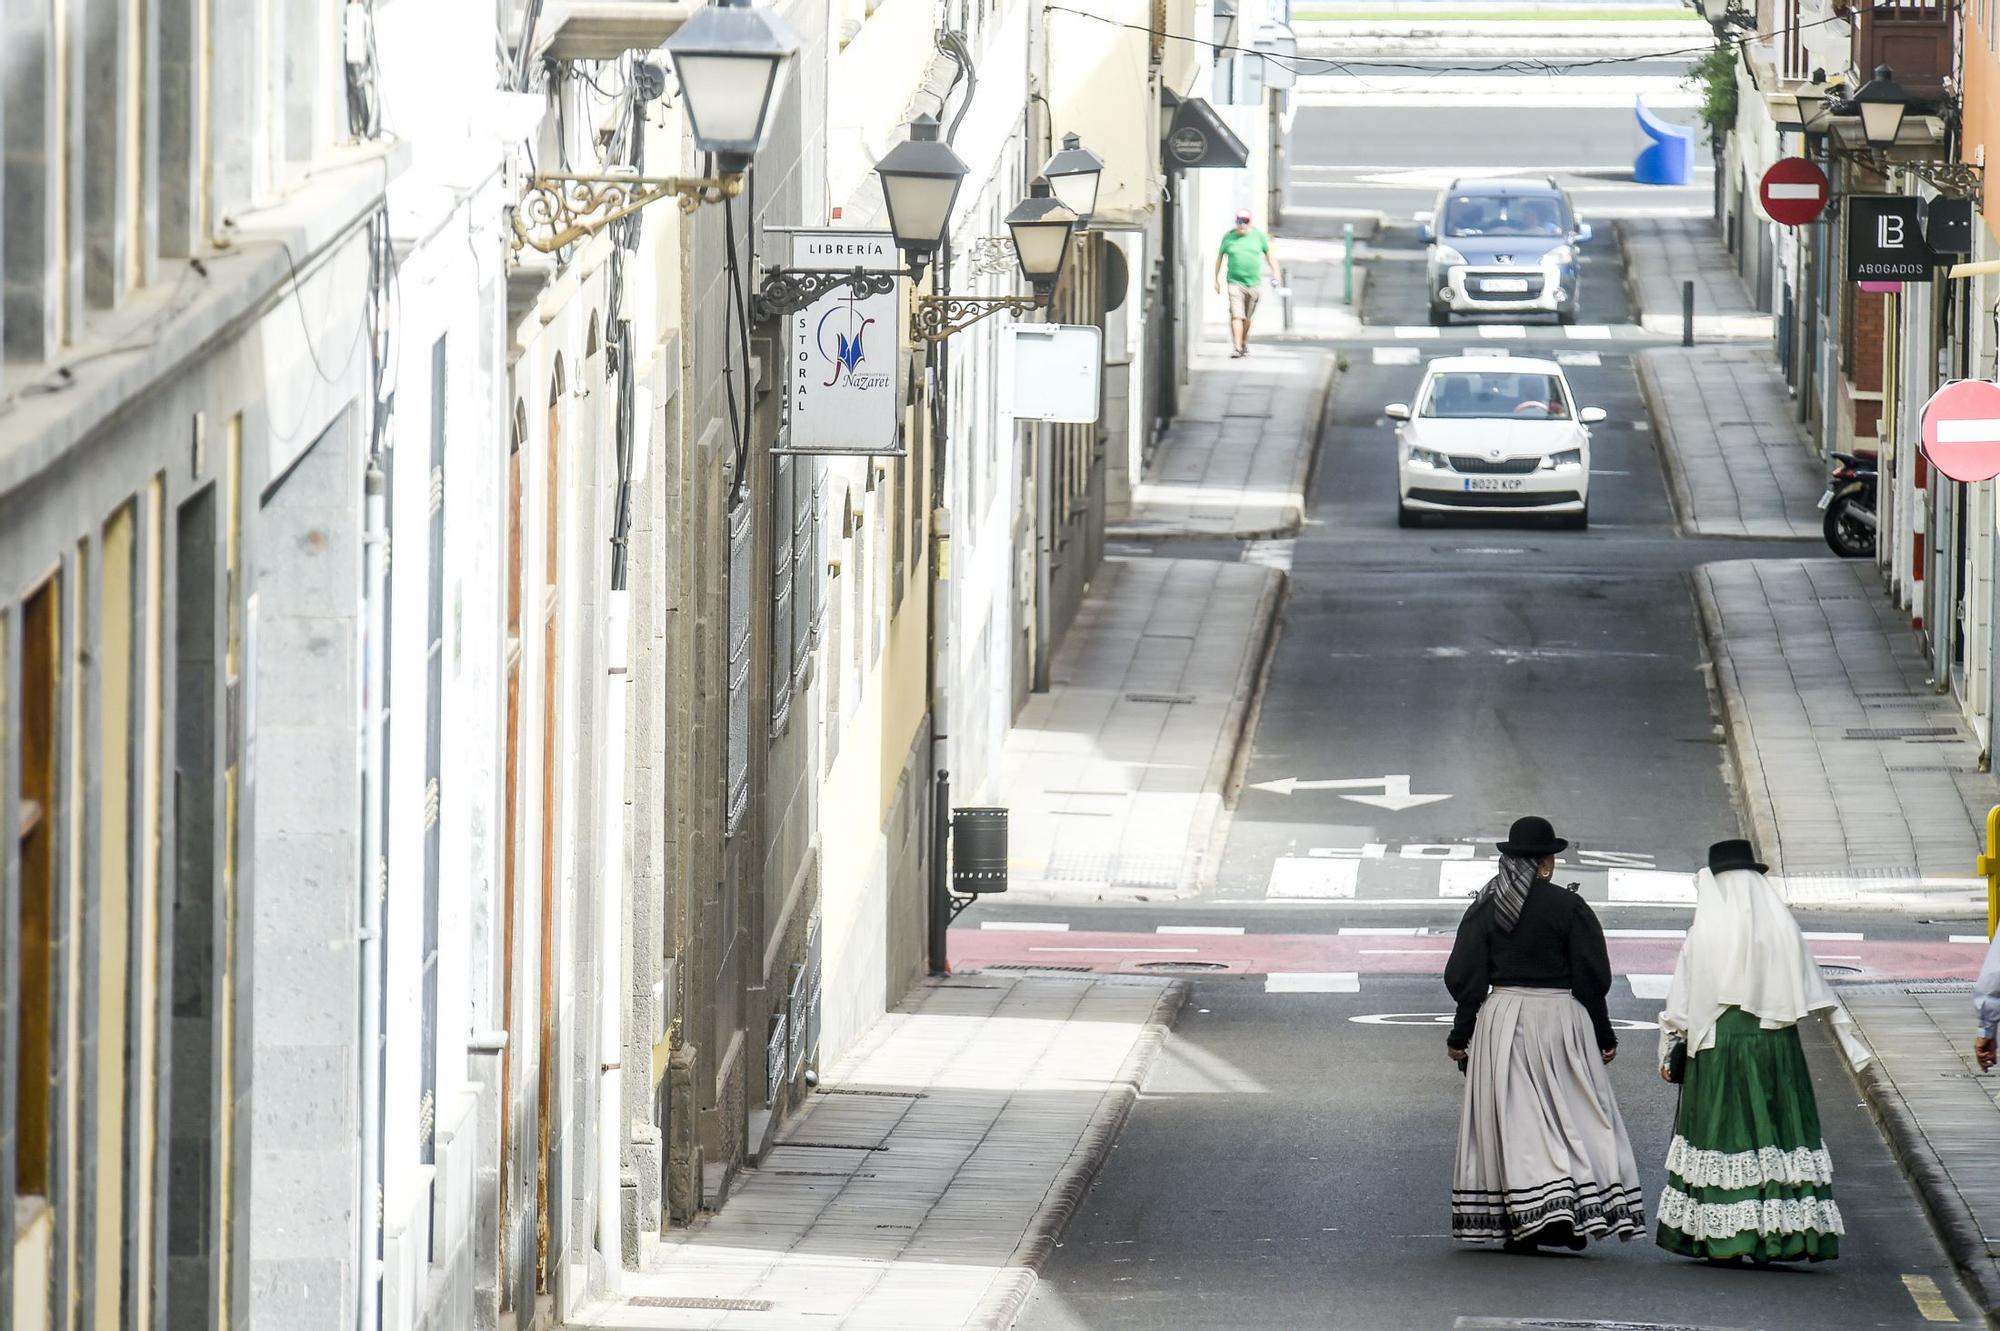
[1420,371,1570,420]
[1442,193,1567,239]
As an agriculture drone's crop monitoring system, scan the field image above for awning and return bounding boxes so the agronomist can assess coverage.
[1162,97,1249,172]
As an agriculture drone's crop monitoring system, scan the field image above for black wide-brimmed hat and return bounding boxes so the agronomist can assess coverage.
[1707,838,1768,875]
[1497,815,1568,858]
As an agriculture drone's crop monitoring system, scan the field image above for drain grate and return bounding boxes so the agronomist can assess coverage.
[1818,963,1863,977]
[1842,726,1959,740]
[1134,959,1232,972]
[1124,691,1198,705]
[985,963,1093,973]
[823,1088,927,1099]
[631,1296,775,1312]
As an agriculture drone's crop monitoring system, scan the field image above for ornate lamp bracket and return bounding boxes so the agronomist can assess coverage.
[750,266,905,323]
[910,293,1043,342]
[512,172,744,254]
[1828,148,1985,200]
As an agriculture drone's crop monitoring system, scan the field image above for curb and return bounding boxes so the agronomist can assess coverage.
[1106,338,1338,543]
[968,979,1192,1331]
[1200,566,1287,896]
[1633,349,1698,540]
[1689,568,1788,877]
[1835,1023,2000,1328]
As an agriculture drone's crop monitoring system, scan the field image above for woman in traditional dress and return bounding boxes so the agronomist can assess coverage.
[1655,839,1866,1263]
[1445,816,1646,1252]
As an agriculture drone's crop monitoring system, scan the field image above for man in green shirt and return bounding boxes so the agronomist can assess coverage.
[1214,208,1279,357]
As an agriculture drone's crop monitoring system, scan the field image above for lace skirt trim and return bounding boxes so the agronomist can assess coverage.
[1664,1136,1834,1189]
[1656,1184,1844,1241]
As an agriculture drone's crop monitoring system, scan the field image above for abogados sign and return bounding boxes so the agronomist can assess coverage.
[1847,196,1933,283]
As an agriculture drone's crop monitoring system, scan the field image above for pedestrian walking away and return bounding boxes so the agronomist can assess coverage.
[1654,840,1868,1264]
[1971,918,2000,1073]
[1215,208,1280,357]
[1445,816,1645,1252]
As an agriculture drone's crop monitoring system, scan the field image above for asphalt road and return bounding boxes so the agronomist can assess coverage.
[1002,99,1981,1330]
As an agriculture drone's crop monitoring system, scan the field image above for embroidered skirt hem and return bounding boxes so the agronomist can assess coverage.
[1655,1007,1842,1263]
[1451,987,1645,1244]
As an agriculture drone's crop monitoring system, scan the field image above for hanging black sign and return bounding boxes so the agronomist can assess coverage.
[1846,196,1934,282]
[1162,98,1250,172]
[1925,197,1975,257]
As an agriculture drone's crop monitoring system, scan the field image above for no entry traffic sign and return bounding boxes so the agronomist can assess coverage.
[1758,158,1831,227]
[1920,379,2000,483]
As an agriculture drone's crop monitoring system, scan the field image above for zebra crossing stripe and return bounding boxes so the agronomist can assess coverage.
[1438,861,1494,898]
[1266,857,1359,899]
[1266,972,1360,993]
[1607,869,1697,904]
[1627,974,1673,999]
[1158,925,1246,935]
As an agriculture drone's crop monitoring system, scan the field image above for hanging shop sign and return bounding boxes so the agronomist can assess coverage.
[1163,98,1251,172]
[1919,379,2000,483]
[1925,197,1975,257]
[1001,324,1103,424]
[1846,196,1934,283]
[781,228,904,455]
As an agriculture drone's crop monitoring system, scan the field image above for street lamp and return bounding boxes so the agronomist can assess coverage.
[663,0,801,169]
[1845,66,1911,148]
[876,113,971,278]
[1213,0,1239,50]
[510,0,800,252]
[1041,133,1104,222]
[1792,69,1830,132]
[1004,179,1081,298]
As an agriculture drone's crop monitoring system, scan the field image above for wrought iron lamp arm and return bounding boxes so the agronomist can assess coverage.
[750,266,908,322]
[910,293,1044,342]
[512,172,744,254]
[1824,146,1984,200]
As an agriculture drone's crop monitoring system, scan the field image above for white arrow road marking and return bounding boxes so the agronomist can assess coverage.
[1936,418,2000,443]
[1627,974,1674,999]
[1248,774,1452,811]
[1267,972,1360,993]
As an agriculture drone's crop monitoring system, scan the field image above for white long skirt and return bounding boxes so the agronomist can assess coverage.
[1451,986,1646,1243]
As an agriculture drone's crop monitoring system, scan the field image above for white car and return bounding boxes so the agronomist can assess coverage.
[1387,356,1605,530]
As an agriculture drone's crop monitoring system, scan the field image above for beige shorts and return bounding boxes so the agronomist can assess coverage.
[1228,283,1261,319]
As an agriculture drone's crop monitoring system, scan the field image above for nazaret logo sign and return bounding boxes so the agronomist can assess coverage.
[785,229,902,454]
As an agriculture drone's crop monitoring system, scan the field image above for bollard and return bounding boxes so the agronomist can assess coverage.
[1681,280,1695,347]
[1343,222,1355,306]
[1979,804,2000,938]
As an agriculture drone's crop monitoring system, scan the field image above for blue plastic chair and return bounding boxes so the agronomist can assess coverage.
[1634,96,1696,186]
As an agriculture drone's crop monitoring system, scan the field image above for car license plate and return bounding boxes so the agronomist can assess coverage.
[1816,489,1833,511]
[1483,278,1530,293]
[1464,478,1526,492]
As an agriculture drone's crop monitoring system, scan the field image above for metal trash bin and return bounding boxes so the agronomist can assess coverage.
[951,807,1009,894]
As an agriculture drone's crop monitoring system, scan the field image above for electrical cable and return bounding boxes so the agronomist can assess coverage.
[1042,1,1878,90]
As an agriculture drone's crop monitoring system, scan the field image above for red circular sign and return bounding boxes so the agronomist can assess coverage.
[1921,380,2000,483]
[1758,158,1831,227]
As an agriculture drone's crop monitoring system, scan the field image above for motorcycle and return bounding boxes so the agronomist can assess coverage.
[1819,452,1877,559]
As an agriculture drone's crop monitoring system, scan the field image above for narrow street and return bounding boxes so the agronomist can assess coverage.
[974,83,1990,1331]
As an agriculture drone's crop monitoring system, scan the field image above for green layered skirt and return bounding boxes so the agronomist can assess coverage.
[1656,1007,1842,1262]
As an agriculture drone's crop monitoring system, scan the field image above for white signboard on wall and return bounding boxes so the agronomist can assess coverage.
[1001,324,1103,424]
[785,229,902,454]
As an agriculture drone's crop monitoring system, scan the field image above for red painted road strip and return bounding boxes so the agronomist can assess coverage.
[950,930,1982,982]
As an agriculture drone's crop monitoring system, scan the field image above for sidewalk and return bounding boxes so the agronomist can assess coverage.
[1695,558,1993,901]
[570,975,1186,1331]
[1636,344,1825,539]
[1108,219,1341,543]
[997,556,1283,900]
[1837,987,2000,1327]
[1615,215,1774,340]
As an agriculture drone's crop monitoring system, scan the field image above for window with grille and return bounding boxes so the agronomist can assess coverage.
[726,496,752,835]
[419,336,446,1249]
[771,452,794,734]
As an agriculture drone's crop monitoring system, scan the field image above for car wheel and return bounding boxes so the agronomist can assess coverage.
[1397,504,1422,529]
[1561,504,1589,531]
[1428,303,1450,326]
[1557,307,1577,326]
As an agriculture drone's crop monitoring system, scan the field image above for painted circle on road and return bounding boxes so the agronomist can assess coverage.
[1920,379,2000,482]
[1349,1012,1658,1031]
[1758,157,1831,227]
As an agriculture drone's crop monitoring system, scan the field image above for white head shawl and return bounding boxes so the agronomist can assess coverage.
[1659,867,1872,1070]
